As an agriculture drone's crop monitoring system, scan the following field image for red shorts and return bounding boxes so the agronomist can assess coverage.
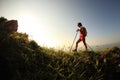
[79,36,85,41]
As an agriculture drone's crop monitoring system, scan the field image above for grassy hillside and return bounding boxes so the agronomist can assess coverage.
[0,32,120,80]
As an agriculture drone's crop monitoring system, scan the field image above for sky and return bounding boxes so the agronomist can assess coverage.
[0,0,120,49]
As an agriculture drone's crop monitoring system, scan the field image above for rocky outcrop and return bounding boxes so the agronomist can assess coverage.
[4,20,18,33]
[0,17,18,34]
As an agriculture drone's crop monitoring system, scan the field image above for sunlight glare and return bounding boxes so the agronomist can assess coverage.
[17,15,57,48]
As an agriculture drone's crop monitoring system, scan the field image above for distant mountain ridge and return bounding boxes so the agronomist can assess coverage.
[88,42,120,50]
[100,42,120,49]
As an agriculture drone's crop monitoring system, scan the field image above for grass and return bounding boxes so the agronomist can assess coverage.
[0,32,120,80]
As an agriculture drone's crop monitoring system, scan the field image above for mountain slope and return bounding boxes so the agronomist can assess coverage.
[0,32,120,80]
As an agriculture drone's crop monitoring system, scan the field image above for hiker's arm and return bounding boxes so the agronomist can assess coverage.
[76,29,80,32]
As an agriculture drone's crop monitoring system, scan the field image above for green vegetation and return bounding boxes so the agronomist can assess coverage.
[0,17,120,80]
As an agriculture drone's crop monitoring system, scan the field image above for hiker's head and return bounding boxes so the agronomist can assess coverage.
[78,22,82,27]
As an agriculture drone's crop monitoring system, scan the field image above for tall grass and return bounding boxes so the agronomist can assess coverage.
[0,32,120,80]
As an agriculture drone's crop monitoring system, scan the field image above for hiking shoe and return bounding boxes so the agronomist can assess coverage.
[73,49,77,52]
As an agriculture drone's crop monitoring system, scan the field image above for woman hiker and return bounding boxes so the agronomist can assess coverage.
[73,22,87,52]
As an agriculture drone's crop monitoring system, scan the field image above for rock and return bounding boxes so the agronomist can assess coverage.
[0,17,18,34]
[4,20,18,33]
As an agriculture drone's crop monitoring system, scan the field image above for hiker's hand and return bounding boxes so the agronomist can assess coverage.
[76,29,79,32]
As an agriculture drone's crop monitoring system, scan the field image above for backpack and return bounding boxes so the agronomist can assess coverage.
[81,27,87,36]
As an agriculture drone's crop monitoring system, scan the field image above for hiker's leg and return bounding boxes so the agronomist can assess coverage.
[75,39,81,50]
[83,39,87,50]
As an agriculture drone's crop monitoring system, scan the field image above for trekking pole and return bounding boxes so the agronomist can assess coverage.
[87,43,93,51]
[70,31,78,52]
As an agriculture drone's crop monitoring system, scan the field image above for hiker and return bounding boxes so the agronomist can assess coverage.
[73,22,87,52]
